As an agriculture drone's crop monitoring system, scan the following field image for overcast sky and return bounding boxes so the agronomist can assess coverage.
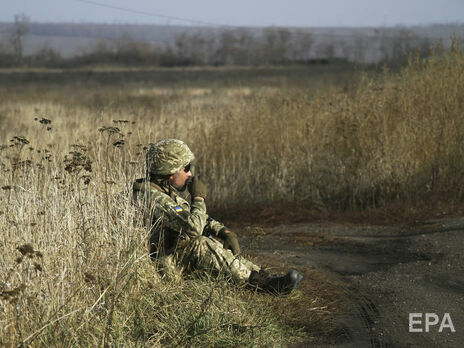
[1,0,463,27]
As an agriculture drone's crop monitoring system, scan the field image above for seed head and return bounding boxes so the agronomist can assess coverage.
[64,151,92,174]
[33,262,43,272]
[11,136,30,146]
[98,126,122,136]
[39,118,52,125]
[113,140,125,148]
[17,243,34,256]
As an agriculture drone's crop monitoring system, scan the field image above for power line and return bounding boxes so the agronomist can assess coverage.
[64,0,464,42]
[74,0,235,27]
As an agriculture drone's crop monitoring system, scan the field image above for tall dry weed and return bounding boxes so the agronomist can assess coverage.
[0,101,303,345]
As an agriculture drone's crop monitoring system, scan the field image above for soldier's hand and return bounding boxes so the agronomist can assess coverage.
[220,230,241,256]
[187,176,207,199]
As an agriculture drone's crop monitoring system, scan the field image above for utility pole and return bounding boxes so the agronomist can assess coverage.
[10,14,29,66]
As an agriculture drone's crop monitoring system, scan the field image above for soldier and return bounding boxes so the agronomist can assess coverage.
[132,138,302,295]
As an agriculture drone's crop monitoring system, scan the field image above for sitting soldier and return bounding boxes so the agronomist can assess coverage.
[132,138,302,295]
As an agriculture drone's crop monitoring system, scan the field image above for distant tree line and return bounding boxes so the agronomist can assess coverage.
[0,15,443,68]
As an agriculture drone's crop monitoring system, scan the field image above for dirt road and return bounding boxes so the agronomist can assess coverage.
[239,217,464,347]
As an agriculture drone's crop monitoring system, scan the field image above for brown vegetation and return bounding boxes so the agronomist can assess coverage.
[0,44,463,346]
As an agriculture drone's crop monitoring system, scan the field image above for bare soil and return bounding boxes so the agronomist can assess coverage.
[236,216,464,347]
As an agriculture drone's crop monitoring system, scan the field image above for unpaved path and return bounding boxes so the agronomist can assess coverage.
[239,217,464,347]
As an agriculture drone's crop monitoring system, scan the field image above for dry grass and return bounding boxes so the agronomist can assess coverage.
[1,47,464,346]
[0,132,304,346]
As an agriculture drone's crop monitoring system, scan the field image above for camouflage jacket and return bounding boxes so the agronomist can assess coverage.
[132,178,226,258]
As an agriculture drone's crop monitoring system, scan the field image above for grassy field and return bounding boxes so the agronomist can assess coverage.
[1,46,464,346]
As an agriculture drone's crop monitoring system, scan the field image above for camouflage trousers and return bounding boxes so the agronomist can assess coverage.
[161,236,260,282]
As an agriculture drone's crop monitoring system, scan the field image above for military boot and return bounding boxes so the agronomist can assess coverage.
[248,269,303,295]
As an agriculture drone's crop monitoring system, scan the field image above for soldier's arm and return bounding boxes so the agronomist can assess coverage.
[205,217,228,237]
[152,195,208,239]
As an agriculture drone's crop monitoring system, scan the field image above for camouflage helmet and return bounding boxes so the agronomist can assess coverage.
[146,139,194,176]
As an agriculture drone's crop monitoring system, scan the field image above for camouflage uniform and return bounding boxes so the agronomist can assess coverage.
[133,140,260,282]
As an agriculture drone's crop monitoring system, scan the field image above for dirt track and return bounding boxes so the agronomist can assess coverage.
[239,217,464,347]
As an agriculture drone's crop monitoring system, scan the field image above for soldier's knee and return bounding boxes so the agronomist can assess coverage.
[190,235,209,247]
[189,235,221,250]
